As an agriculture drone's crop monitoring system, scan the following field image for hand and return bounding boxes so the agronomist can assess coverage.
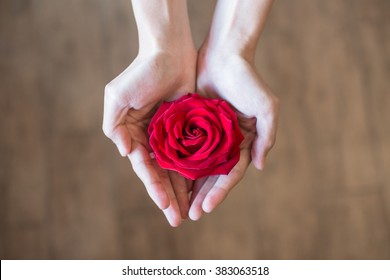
[188,49,279,220]
[103,50,196,226]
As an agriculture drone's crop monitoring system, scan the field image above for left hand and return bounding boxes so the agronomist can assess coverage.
[103,50,196,226]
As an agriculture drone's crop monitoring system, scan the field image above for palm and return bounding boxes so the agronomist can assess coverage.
[125,105,156,151]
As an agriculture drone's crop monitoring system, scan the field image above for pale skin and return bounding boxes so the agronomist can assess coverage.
[102,0,279,226]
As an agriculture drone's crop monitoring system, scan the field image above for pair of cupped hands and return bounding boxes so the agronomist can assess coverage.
[102,46,279,227]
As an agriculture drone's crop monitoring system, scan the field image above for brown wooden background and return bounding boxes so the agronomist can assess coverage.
[1,0,389,259]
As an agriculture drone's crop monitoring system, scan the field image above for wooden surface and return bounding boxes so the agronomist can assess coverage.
[1,0,389,259]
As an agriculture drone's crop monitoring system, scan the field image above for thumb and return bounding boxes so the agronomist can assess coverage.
[111,124,132,157]
[251,119,276,170]
[251,134,268,170]
[102,85,132,156]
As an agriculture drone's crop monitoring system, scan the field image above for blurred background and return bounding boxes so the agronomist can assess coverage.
[1,0,389,259]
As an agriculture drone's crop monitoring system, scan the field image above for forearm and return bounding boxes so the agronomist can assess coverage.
[131,0,195,56]
[202,0,274,61]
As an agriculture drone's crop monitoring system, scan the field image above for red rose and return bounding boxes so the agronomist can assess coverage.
[148,93,244,180]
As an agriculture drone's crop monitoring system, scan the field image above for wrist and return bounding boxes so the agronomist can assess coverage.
[198,39,255,73]
[200,0,274,64]
[138,33,196,59]
[199,37,256,65]
[132,0,195,57]
[134,47,197,95]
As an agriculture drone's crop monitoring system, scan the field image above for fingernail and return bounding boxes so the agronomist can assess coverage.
[255,158,265,170]
[189,210,203,221]
[117,145,127,157]
[202,200,215,213]
[157,195,170,210]
[259,159,266,170]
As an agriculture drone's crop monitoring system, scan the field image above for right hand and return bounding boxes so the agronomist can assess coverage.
[187,48,279,221]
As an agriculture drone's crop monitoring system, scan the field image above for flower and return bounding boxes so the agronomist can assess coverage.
[148,93,244,180]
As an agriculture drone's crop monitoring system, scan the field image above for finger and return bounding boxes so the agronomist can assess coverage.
[102,85,132,156]
[169,171,190,220]
[189,176,208,205]
[251,118,277,170]
[128,144,169,210]
[159,170,182,227]
[186,179,194,193]
[202,149,251,213]
[111,125,132,156]
[188,176,218,221]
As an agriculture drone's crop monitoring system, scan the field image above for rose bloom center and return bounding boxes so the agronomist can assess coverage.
[176,123,209,157]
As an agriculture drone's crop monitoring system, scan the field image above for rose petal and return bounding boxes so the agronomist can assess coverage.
[148,93,244,180]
